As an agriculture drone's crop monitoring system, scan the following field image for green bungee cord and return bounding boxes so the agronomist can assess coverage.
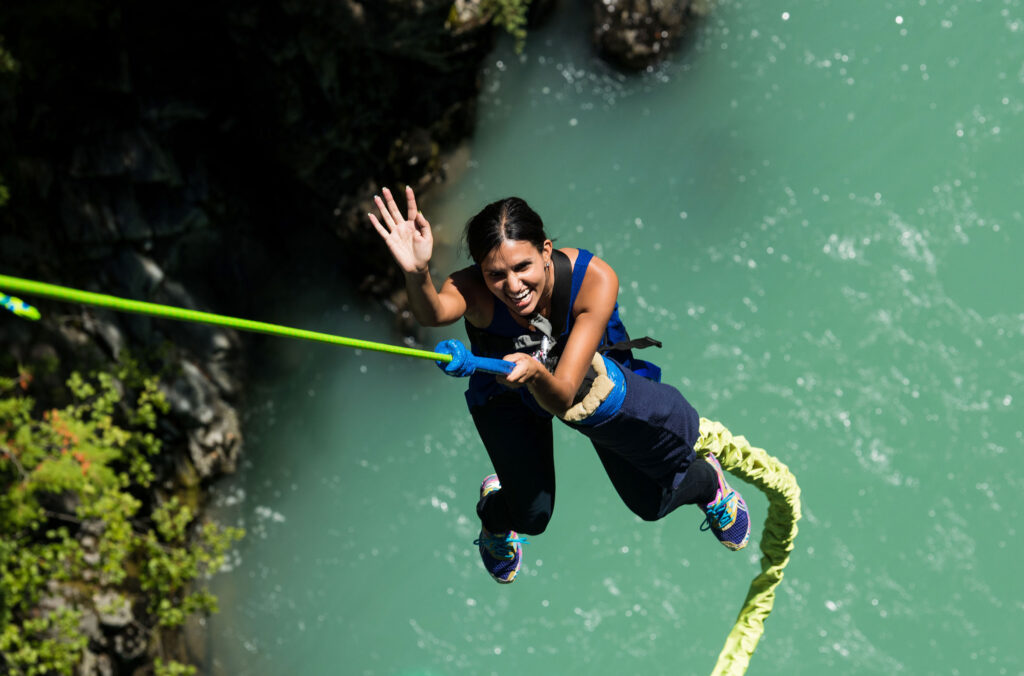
[0,274,515,376]
[0,273,447,363]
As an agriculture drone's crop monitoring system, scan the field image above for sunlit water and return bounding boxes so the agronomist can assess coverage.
[205,1,1024,674]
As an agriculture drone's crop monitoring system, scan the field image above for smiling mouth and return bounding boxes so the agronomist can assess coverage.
[507,289,532,308]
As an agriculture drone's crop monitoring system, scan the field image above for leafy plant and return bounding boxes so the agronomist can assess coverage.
[450,0,533,52]
[0,361,243,675]
[484,0,531,51]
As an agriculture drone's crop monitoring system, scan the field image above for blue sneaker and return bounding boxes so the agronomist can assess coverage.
[473,474,527,584]
[699,454,751,551]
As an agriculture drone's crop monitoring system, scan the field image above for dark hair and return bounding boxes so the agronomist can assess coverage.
[463,197,548,263]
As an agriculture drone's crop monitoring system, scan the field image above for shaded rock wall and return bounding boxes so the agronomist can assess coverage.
[1,0,494,319]
[0,3,497,671]
[0,0,497,460]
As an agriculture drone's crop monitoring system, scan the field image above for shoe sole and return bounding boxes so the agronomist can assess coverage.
[478,474,521,582]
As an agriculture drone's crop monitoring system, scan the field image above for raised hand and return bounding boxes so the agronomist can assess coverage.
[368,186,434,274]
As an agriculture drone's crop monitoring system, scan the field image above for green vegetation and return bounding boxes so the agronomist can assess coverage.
[450,0,532,51]
[485,0,531,51]
[0,361,243,675]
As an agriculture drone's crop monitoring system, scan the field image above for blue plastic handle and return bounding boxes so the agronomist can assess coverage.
[434,339,514,377]
[472,355,516,375]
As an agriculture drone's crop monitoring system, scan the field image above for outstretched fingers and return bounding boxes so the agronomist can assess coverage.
[405,186,420,221]
[369,185,429,244]
[368,212,390,240]
[373,193,397,230]
[381,187,407,226]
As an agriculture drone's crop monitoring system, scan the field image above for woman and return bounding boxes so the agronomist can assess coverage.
[369,186,750,584]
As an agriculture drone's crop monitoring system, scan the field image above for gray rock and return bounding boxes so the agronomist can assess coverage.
[37,591,68,615]
[187,401,241,478]
[78,606,105,644]
[164,360,217,425]
[112,621,148,661]
[78,648,114,676]
[79,312,125,360]
[93,591,133,628]
[109,249,167,300]
[591,0,693,70]
[81,534,102,567]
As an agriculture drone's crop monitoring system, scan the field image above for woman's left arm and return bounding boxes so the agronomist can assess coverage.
[502,256,619,414]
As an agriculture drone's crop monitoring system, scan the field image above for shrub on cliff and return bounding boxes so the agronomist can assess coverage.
[449,0,534,51]
[485,0,531,48]
[0,361,243,675]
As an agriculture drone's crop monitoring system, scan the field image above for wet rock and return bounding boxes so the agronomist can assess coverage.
[591,0,694,70]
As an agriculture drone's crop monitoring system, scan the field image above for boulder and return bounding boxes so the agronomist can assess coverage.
[591,0,694,70]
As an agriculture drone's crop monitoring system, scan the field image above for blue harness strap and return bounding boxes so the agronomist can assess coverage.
[570,250,662,382]
[566,248,592,331]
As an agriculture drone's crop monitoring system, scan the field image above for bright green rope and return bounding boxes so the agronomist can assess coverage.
[0,274,452,364]
[695,418,802,676]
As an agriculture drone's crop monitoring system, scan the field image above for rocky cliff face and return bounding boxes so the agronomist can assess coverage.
[0,0,497,468]
[0,2,496,671]
[1,0,495,317]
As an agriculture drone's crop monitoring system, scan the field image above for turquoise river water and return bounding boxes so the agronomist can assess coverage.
[205,1,1023,674]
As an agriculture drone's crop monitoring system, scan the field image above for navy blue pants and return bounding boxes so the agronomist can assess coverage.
[471,364,716,535]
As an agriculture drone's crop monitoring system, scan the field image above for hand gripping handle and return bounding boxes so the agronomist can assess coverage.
[434,339,514,377]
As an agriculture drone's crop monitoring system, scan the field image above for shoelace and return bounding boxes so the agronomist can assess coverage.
[700,490,736,532]
[474,531,529,557]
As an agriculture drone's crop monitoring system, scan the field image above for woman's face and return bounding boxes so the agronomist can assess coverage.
[480,239,553,316]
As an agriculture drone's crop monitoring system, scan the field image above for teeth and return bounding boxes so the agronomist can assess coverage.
[510,290,530,301]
